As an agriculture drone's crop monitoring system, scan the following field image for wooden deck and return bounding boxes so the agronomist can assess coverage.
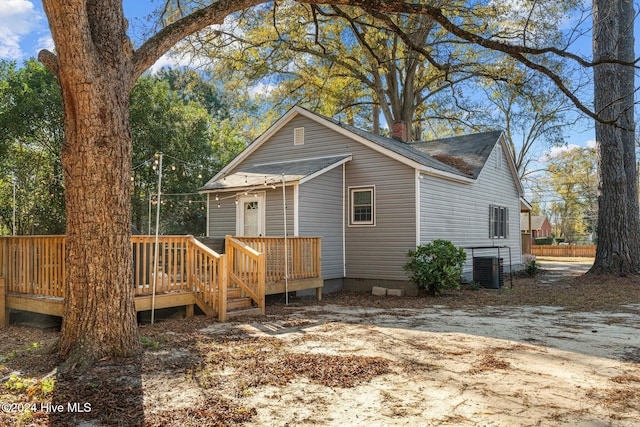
[0,235,322,325]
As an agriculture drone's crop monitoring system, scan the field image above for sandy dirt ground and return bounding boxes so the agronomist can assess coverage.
[2,257,639,426]
[231,258,640,426]
[218,304,640,426]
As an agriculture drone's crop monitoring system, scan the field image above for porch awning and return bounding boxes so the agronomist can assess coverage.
[199,154,352,192]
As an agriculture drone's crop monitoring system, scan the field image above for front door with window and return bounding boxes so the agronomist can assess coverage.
[237,193,265,236]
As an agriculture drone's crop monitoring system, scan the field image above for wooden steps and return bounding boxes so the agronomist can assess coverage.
[225,286,261,319]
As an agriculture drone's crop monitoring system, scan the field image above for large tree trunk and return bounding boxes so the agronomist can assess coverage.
[41,1,140,367]
[590,0,640,274]
[618,0,639,259]
[40,0,266,368]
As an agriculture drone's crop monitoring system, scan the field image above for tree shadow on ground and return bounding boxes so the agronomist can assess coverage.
[50,357,143,426]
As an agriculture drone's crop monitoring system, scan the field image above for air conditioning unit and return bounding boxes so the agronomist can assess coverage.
[473,257,504,289]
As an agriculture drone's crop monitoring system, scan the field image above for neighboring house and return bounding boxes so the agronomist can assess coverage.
[199,106,524,295]
[521,215,552,239]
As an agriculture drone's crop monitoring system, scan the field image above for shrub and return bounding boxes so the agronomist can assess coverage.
[522,254,538,276]
[534,237,553,245]
[404,240,467,296]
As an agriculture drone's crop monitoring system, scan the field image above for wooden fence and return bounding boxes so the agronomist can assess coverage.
[531,245,596,258]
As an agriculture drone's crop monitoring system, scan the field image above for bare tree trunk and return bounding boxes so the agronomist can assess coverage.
[590,0,640,274]
[41,1,140,368]
[618,0,639,259]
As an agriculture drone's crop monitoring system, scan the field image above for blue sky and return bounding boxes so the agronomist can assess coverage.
[0,0,611,153]
[0,0,155,60]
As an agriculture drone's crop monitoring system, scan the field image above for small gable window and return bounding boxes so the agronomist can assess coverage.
[294,127,304,145]
[489,205,509,239]
[350,187,375,226]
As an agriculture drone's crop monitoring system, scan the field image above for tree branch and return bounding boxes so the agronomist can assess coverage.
[38,49,60,78]
[132,0,262,84]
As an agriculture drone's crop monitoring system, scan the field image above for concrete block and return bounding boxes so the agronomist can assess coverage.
[372,286,387,296]
[387,288,405,297]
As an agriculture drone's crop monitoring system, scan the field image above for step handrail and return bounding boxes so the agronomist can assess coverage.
[225,235,265,316]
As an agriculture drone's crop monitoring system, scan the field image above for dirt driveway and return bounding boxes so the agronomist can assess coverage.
[535,255,593,277]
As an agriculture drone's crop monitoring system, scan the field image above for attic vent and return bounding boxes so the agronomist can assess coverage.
[294,127,304,145]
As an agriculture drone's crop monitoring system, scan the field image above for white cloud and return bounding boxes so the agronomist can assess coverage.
[541,144,580,162]
[0,0,42,59]
[540,140,595,163]
[249,82,277,97]
[148,49,210,74]
[36,35,54,53]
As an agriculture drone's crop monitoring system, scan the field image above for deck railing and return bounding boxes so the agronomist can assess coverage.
[132,236,190,295]
[225,236,265,317]
[0,236,66,297]
[188,238,226,320]
[234,236,321,283]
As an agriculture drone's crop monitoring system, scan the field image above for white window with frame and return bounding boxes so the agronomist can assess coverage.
[489,204,509,239]
[236,193,265,236]
[349,186,375,226]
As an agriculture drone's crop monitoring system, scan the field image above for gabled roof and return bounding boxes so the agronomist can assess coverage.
[200,106,522,193]
[410,130,504,179]
[327,119,465,177]
[520,214,550,231]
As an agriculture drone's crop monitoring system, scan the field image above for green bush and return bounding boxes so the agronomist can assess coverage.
[522,254,538,276]
[534,237,553,245]
[404,240,467,296]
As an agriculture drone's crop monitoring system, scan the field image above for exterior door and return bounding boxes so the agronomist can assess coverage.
[236,193,265,236]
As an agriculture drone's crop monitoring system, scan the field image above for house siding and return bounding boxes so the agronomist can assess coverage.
[299,165,344,280]
[230,114,417,281]
[265,186,294,236]
[207,194,236,238]
[419,141,522,273]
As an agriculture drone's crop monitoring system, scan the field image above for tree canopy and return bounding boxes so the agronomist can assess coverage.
[0,61,245,237]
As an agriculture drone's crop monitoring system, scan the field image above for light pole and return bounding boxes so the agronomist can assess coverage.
[12,173,16,236]
[151,153,163,324]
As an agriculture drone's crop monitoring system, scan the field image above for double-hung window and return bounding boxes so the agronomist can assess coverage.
[489,205,509,239]
[350,187,375,226]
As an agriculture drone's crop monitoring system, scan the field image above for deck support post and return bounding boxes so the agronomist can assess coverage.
[185,304,194,318]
